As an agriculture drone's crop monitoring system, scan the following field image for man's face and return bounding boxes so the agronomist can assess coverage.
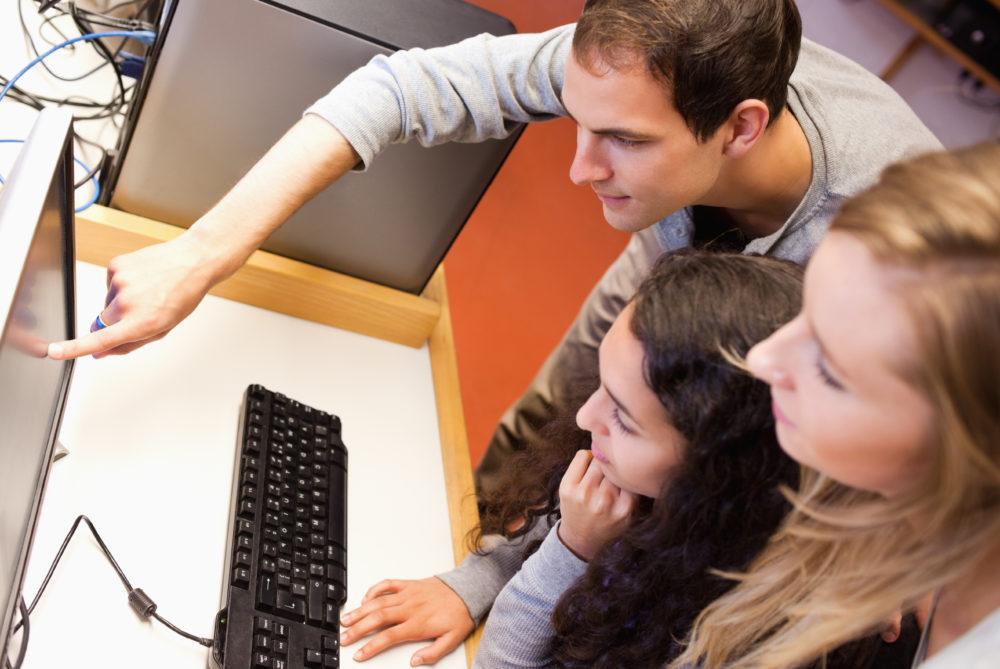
[562,50,727,232]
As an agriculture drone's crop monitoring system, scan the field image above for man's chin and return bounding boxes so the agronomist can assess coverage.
[602,207,656,234]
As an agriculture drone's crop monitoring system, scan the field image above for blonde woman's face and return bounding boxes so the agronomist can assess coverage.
[747,232,934,497]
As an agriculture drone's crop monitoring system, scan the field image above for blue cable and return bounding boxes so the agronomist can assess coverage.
[0,139,100,212]
[0,30,156,108]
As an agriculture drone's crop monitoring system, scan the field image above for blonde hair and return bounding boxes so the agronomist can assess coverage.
[670,141,1000,669]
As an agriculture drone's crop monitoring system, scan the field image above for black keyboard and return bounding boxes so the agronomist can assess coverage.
[211,384,348,669]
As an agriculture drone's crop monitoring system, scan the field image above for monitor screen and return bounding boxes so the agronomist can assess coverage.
[0,109,76,661]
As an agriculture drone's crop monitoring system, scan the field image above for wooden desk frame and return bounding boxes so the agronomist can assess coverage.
[76,205,482,667]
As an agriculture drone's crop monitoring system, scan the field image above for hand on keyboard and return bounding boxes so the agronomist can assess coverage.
[340,577,474,666]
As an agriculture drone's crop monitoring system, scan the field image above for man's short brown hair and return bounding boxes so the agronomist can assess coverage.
[573,0,802,142]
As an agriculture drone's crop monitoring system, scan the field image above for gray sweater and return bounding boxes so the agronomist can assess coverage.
[306,24,941,266]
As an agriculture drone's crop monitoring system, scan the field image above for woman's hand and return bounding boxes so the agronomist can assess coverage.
[557,450,637,561]
[340,577,475,666]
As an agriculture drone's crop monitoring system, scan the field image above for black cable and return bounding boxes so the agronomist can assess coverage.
[8,515,213,649]
[18,0,109,83]
[3,598,29,669]
[37,10,74,48]
[68,3,127,116]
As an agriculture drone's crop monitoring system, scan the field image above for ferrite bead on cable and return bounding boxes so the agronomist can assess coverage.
[128,588,157,618]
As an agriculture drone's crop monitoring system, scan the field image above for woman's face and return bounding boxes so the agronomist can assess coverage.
[747,232,934,497]
[576,303,685,498]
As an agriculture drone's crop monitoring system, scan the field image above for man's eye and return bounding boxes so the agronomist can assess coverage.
[613,136,641,148]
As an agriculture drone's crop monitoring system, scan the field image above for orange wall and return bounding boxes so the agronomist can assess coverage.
[443,1,630,466]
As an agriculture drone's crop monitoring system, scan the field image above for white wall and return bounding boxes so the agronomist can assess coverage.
[797,0,1000,147]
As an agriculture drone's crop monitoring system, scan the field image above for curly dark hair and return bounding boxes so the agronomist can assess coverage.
[476,250,918,668]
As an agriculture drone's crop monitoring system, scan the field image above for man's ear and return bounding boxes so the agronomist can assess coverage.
[722,100,770,158]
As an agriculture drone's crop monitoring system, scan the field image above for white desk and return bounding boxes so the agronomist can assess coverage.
[18,262,467,669]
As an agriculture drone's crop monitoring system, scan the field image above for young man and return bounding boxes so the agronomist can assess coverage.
[49,2,938,660]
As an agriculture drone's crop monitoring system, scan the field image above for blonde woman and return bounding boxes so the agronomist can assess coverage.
[670,141,1000,669]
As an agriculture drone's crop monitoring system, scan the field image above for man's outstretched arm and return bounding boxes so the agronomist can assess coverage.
[48,115,357,359]
[49,25,574,360]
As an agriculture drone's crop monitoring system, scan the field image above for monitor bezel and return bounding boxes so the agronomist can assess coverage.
[0,108,78,663]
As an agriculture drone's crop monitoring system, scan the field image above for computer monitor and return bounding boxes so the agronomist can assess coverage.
[0,108,77,663]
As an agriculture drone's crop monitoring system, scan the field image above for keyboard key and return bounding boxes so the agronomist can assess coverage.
[323,653,339,668]
[324,602,338,629]
[239,501,255,519]
[276,590,305,620]
[327,582,345,604]
[308,580,325,624]
[233,567,250,588]
[255,617,274,633]
[322,636,339,652]
[258,575,278,609]
[304,649,322,666]
[292,582,307,598]
[254,634,271,650]
[252,652,272,668]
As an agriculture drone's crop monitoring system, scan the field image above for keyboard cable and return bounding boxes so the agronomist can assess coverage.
[3,515,213,669]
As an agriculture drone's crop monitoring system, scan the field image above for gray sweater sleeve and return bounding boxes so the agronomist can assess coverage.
[473,523,588,669]
[304,24,573,169]
[436,518,553,625]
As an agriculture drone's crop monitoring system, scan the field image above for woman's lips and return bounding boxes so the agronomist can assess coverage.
[591,443,611,464]
[772,400,795,428]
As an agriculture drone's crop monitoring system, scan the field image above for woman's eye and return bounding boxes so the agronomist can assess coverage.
[815,360,845,391]
[611,407,635,435]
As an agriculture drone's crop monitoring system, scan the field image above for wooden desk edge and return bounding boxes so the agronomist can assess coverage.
[423,267,483,667]
[75,206,441,348]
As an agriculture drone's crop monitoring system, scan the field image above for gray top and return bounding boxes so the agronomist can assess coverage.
[437,519,553,624]
[472,523,587,669]
[306,24,941,264]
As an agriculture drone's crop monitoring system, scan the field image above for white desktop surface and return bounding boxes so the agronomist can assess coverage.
[19,262,465,669]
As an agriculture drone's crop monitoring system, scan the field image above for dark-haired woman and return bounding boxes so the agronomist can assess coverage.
[472,251,917,668]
